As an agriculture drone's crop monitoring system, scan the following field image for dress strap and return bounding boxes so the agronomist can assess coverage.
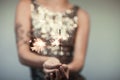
[72,5,80,17]
[73,5,80,15]
[66,5,80,18]
[31,0,39,12]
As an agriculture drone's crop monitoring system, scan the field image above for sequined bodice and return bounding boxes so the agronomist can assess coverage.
[29,0,80,80]
[30,0,79,59]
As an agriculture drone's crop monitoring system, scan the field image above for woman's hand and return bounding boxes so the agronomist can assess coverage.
[43,57,61,80]
[43,58,69,80]
[52,64,69,80]
[44,64,69,80]
[43,57,61,74]
[59,64,69,80]
[43,57,61,70]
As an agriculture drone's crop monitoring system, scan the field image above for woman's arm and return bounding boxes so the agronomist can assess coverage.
[68,9,90,73]
[15,0,52,68]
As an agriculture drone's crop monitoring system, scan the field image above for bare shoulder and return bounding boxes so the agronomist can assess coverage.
[16,0,31,18]
[16,0,31,10]
[19,0,31,4]
[76,8,90,29]
[77,8,90,21]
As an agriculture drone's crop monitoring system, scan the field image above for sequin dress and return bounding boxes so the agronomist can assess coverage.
[29,0,84,80]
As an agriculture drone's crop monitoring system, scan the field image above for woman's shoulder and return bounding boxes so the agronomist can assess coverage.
[77,7,89,20]
[19,0,31,3]
[16,0,32,12]
[16,0,32,19]
[17,0,31,7]
[70,3,89,19]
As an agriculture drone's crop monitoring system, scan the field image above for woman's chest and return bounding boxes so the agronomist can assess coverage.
[31,9,78,42]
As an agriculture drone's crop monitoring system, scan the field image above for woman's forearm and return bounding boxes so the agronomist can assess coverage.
[19,51,50,68]
[18,45,52,68]
[67,8,90,73]
[67,53,85,73]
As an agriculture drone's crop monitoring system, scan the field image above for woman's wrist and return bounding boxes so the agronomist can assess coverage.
[67,63,82,73]
[67,63,74,73]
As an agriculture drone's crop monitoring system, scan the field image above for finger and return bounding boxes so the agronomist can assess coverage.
[43,68,58,74]
[62,64,69,76]
[59,66,69,79]
[62,64,68,71]
[55,69,61,80]
[49,72,54,80]
[59,66,66,77]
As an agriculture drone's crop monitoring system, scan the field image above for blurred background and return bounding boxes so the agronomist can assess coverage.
[0,0,120,80]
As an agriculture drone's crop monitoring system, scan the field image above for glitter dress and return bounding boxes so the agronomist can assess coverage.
[29,0,84,80]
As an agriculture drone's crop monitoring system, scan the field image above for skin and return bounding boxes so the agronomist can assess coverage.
[15,0,90,79]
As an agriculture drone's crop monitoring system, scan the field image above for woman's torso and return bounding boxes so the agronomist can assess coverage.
[29,0,80,79]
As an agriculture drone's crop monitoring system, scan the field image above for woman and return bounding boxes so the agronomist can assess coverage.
[15,0,90,80]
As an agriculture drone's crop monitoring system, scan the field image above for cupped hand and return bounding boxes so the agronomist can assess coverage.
[49,64,69,80]
[59,64,69,80]
[43,57,61,80]
[44,64,69,80]
[43,58,69,80]
[43,57,61,73]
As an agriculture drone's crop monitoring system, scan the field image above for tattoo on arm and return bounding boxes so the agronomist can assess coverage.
[15,23,32,45]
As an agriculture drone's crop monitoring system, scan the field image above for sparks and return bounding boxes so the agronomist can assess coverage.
[31,38,46,53]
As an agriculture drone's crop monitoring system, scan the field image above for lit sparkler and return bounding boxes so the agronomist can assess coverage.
[31,38,46,53]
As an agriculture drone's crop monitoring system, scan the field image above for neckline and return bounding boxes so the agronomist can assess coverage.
[35,0,75,14]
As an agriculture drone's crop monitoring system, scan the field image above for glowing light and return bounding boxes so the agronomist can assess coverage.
[31,38,46,53]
